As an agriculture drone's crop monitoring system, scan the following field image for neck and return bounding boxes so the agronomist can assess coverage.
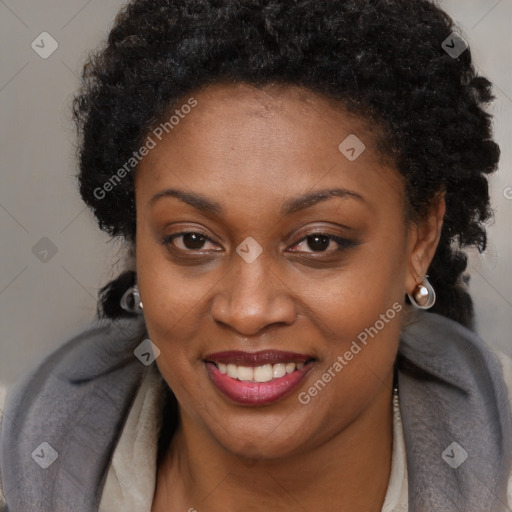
[153,374,394,512]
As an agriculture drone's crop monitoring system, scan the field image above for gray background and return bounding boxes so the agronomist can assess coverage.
[1,0,511,386]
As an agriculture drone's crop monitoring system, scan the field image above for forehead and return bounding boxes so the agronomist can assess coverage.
[171,82,372,140]
[135,82,403,215]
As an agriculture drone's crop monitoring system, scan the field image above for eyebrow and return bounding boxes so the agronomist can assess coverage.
[281,187,365,215]
[150,187,365,215]
[151,188,222,214]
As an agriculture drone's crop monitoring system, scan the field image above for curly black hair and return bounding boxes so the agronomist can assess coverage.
[72,0,499,329]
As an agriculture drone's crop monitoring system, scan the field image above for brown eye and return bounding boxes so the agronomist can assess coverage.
[181,233,207,250]
[163,232,220,252]
[305,235,331,252]
[289,233,357,255]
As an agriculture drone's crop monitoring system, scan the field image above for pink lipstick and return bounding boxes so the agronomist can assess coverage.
[204,350,315,406]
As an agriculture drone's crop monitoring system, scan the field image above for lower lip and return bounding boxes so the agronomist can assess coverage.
[205,361,314,406]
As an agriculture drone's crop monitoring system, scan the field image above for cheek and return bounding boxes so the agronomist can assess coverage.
[134,229,206,373]
[134,214,212,325]
[309,232,407,336]
[135,246,215,415]
[303,272,403,385]
[299,233,406,399]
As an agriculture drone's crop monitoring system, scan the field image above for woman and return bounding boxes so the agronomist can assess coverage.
[1,0,511,510]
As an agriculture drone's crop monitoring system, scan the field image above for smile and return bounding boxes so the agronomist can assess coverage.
[217,361,305,382]
[204,350,316,406]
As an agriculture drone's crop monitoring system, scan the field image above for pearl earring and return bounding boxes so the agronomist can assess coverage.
[407,276,436,310]
[120,285,143,314]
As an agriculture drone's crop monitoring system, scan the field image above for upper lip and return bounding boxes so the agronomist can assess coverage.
[204,350,315,367]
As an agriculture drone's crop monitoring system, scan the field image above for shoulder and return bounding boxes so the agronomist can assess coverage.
[487,347,512,507]
[491,348,512,478]
[0,317,148,511]
[493,348,512,391]
[488,346,512,413]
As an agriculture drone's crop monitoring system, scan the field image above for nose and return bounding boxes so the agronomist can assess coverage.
[210,253,298,336]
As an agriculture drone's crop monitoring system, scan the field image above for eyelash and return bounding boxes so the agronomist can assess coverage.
[162,231,357,256]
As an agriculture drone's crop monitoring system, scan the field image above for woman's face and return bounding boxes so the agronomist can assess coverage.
[135,83,426,459]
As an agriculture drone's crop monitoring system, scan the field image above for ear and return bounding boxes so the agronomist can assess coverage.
[405,194,446,295]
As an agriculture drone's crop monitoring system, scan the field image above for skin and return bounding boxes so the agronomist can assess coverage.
[134,83,445,511]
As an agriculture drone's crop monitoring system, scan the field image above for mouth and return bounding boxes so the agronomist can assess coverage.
[204,350,316,406]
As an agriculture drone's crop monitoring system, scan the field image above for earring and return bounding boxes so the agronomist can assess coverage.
[407,276,436,310]
[120,285,143,314]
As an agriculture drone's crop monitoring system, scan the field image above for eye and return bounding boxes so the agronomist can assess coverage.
[162,231,357,256]
[163,231,221,252]
[289,233,356,254]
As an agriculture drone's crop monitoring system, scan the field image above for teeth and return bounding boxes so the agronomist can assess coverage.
[285,362,295,374]
[253,364,273,382]
[215,361,307,382]
[227,364,238,378]
[238,366,254,382]
[273,363,286,378]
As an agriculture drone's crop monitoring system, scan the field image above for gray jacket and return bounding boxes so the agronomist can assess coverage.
[0,312,511,511]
